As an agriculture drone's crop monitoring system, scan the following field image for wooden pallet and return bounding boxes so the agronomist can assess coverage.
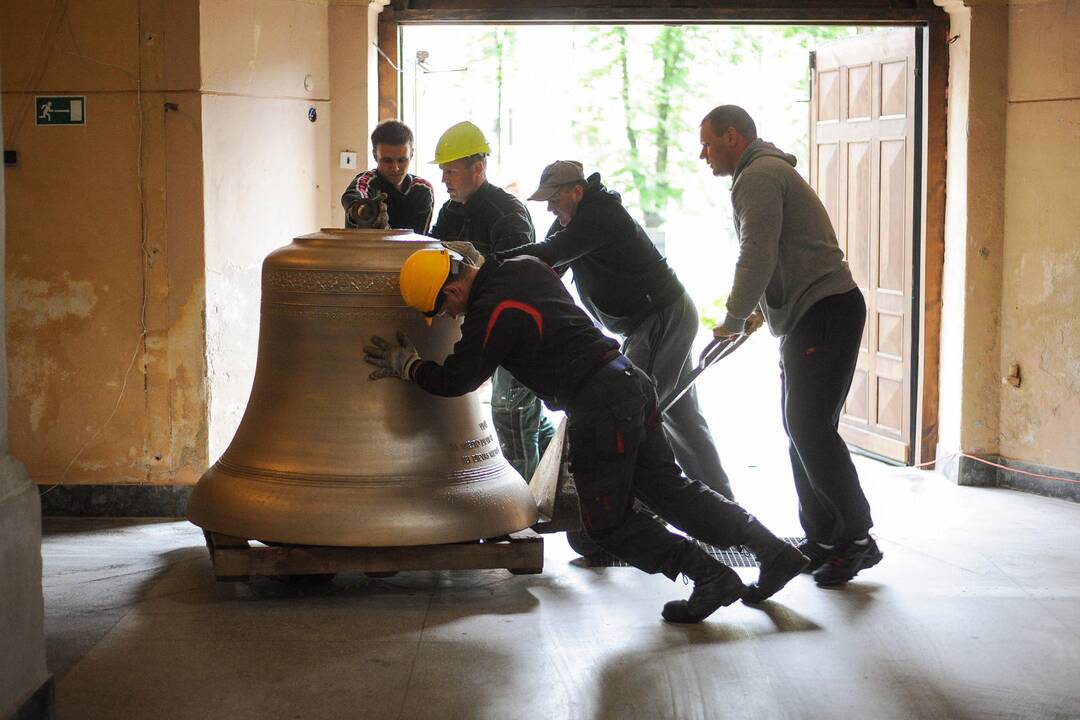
[203,530,544,582]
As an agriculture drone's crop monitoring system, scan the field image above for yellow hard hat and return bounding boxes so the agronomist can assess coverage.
[400,248,457,325]
[432,121,491,165]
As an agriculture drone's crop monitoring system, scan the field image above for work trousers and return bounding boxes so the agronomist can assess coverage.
[491,366,555,482]
[621,292,734,500]
[565,355,760,579]
[780,288,874,544]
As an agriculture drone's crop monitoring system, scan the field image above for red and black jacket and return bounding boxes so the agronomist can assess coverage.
[413,257,619,407]
[341,170,434,234]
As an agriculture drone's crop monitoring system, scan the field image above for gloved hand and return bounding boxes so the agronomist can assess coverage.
[364,331,421,380]
[441,240,484,267]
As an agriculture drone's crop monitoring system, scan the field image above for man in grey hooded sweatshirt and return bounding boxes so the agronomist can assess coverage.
[699,104,882,587]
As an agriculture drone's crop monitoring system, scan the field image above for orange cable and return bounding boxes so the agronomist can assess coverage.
[911,452,1080,485]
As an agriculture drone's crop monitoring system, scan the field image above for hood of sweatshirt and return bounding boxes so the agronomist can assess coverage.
[581,172,624,208]
[731,139,798,183]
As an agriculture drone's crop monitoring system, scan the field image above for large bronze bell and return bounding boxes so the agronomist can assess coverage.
[186,230,538,546]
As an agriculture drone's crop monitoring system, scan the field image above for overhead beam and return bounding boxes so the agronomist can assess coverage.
[387,1,942,25]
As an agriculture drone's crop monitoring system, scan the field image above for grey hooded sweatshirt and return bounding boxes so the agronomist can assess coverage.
[721,139,856,337]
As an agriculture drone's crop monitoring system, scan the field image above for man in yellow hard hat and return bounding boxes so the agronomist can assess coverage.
[364,248,808,623]
[427,121,554,482]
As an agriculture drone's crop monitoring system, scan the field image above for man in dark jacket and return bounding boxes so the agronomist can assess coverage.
[364,247,808,622]
[427,121,554,481]
[340,120,434,233]
[700,104,880,586]
[495,161,739,501]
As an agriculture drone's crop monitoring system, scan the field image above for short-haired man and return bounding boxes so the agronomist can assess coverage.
[428,121,554,481]
[494,161,742,501]
[699,104,881,586]
[341,120,434,234]
[364,247,809,622]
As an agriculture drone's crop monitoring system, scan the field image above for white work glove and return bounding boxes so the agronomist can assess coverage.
[364,331,421,381]
[441,240,484,267]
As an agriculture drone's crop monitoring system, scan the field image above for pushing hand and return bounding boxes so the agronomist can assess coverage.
[364,331,421,381]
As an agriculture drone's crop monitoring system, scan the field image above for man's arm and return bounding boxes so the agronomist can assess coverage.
[720,173,784,334]
[495,209,614,268]
[341,170,377,229]
[429,201,464,241]
[408,178,435,235]
[413,305,538,396]
[486,211,535,255]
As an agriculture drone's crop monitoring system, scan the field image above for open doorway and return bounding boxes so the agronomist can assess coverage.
[394,23,926,526]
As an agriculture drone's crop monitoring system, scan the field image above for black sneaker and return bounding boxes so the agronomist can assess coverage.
[812,538,883,587]
[796,539,832,574]
[742,544,810,604]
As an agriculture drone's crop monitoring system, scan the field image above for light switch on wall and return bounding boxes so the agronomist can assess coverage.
[340,151,358,170]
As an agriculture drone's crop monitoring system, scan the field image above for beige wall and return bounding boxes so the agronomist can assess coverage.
[329,1,386,228]
[200,0,332,459]
[1,0,208,485]
[999,0,1080,470]
[937,0,1079,476]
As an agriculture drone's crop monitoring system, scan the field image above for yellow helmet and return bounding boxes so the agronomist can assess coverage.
[399,248,460,325]
[432,121,491,165]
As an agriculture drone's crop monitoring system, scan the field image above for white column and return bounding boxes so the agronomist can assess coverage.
[0,61,50,718]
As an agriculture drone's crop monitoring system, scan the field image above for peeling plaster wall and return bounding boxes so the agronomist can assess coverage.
[0,57,50,720]
[999,0,1080,471]
[200,0,332,461]
[1,1,209,486]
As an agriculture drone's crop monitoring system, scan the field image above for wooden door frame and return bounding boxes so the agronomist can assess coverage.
[378,3,947,465]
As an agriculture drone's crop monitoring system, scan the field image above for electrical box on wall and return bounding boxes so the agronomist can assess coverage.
[340,151,357,170]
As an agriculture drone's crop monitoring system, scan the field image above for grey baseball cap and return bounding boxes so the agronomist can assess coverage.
[527,160,585,201]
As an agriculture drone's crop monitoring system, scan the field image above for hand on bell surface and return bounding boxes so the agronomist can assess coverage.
[441,240,484,267]
[364,331,420,381]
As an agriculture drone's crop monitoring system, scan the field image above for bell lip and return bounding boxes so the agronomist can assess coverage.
[186,463,539,547]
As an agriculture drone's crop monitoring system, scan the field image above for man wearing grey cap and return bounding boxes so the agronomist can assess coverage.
[495,160,745,501]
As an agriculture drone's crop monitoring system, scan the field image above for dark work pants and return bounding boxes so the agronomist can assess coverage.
[622,292,733,500]
[780,288,873,544]
[565,356,760,579]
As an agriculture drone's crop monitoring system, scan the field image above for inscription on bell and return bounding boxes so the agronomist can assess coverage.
[461,434,495,450]
[462,447,501,465]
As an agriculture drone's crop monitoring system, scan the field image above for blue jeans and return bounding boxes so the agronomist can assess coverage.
[491,366,555,482]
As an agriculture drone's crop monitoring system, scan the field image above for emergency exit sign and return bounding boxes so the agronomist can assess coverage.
[35,96,85,125]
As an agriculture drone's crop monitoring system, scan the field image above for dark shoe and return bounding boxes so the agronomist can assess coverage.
[797,539,832,574]
[812,538,883,587]
[743,544,810,604]
[662,567,746,623]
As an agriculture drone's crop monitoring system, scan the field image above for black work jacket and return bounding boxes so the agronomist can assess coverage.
[413,257,619,408]
[495,173,684,335]
[429,181,535,256]
[341,170,434,234]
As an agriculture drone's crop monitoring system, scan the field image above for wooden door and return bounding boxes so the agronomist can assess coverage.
[809,28,918,463]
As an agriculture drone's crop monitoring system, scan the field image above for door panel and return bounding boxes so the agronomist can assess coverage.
[810,28,917,463]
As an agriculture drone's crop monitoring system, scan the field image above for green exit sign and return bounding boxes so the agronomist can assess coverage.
[35,96,85,126]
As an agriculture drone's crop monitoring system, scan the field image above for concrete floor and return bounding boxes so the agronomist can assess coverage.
[43,460,1080,720]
